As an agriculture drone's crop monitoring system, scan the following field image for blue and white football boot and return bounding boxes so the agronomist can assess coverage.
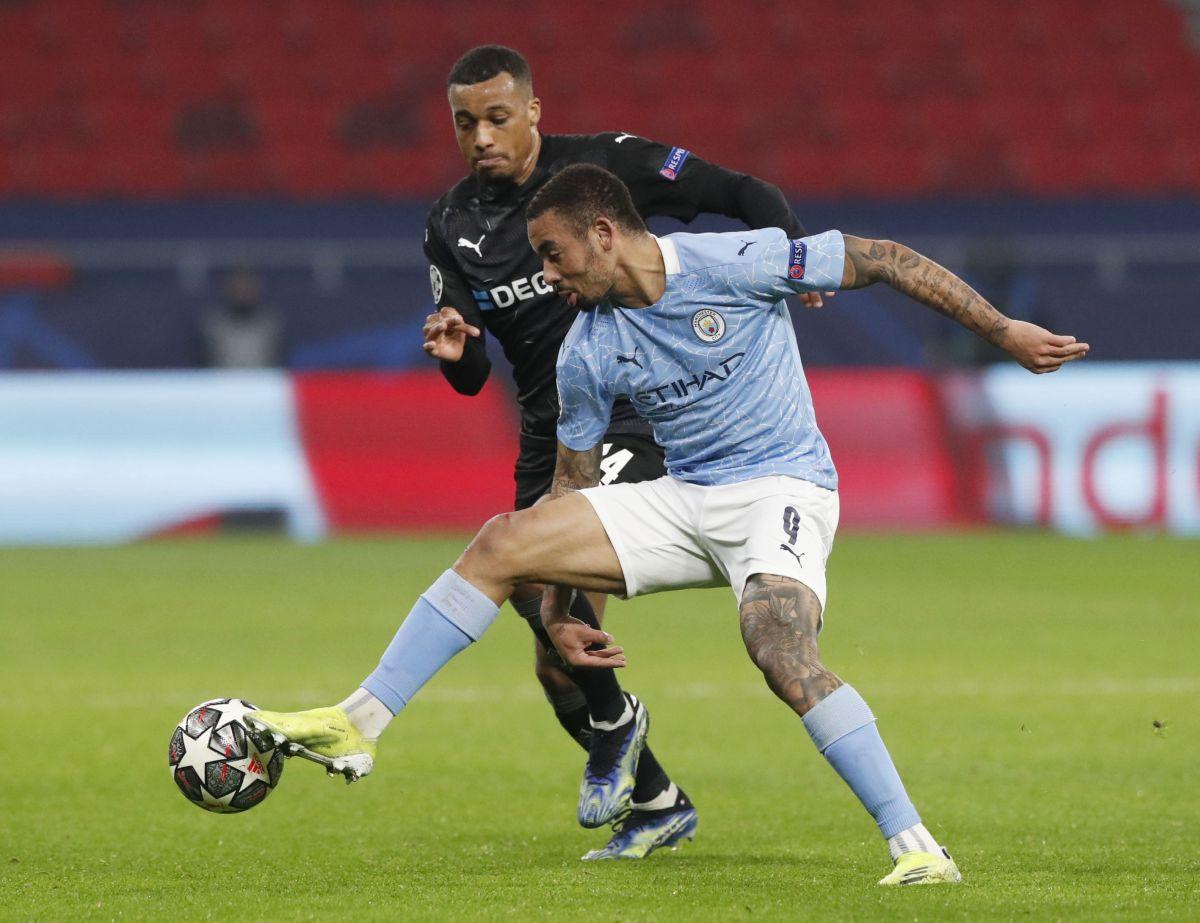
[577,694,649,828]
[582,788,699,861]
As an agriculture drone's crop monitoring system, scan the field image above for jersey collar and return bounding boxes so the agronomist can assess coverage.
[654,235,681,276]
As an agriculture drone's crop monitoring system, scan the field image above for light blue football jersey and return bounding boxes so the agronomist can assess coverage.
[556,227,844,488]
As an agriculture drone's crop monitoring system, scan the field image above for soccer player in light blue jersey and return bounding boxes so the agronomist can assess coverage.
[249,165,1087,882]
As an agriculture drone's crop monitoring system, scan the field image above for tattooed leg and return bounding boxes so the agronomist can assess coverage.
[738,573,842,716]
[740,572,937,856]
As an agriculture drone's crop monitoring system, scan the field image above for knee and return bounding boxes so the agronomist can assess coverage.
[458,512,524,579]
[739,574,838,714]
[747,640,832,716]
[534,647,578,698]
[534,656,571,690]
[743,622,824,677]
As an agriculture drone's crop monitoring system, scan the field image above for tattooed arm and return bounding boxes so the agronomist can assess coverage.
[840,235,1089,373]
[547,440,602,501]
[538,441,625,668]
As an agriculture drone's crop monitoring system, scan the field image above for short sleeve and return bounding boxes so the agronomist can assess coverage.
[555,342,613,451]
[736,229,846,303]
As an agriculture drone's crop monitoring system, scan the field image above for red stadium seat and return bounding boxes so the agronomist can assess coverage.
[1,0,1198,199]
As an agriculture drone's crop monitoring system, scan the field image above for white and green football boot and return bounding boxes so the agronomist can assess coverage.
[878,848,962,886]
[245,707,376,784]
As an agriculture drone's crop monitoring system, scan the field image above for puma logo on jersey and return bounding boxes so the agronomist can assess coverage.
[738,240,756,256]
[616,349,644,369]
[614,132,636,144]
[457,234,486,257]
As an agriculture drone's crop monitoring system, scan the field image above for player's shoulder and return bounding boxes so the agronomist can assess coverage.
[425,176,477,226]
[561,306,598,349]
[543,131,654,153]
[541,132,654,176]
[542,131,595,150]
[664,227,789,274]
[592,130,650,147]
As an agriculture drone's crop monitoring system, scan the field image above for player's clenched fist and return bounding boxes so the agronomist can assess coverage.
[997,320,1090,374]
[422,306,481,362]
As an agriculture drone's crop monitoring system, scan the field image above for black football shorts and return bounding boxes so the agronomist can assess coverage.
[514,430,666,511]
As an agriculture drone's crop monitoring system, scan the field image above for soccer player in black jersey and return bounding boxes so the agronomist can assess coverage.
[420,45,815,859]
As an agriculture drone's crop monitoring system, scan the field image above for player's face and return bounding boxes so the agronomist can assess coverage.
[529,211,615,309]
[448,73,541,183]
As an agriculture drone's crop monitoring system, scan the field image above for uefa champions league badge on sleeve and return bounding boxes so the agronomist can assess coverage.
[429,265,443,302]
[788,240,808,280]
[691,309,726,343]
[659,146,691,181]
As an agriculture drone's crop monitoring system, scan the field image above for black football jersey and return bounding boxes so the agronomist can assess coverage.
[424,132,804,437]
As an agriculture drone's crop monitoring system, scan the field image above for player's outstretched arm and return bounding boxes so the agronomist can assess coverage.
[539,441,626,669]
[839,235,1090,373]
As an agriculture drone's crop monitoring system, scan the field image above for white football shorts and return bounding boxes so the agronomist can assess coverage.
[580,474,839,611]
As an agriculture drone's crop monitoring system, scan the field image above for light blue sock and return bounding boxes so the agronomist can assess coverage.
[801,684,921,838]
[361,569,500,715]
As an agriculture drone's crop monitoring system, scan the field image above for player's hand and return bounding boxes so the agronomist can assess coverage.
[422,306,481,362]
[546,619,626,670]
[997,320,1090,373]
[797,291,837,309]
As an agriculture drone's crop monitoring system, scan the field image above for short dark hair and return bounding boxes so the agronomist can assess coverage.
[526,164,648,238]
[447,45,533,91]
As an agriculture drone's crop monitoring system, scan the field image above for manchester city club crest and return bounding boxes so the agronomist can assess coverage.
[691,308,726,343]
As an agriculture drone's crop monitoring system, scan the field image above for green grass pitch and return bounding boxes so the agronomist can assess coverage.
[1,533,1197,920]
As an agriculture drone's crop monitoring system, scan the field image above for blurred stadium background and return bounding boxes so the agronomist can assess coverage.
[1,0,1197,543]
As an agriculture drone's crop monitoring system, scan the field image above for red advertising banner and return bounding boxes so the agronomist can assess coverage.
[2,366,1190,544]
[293,372,519,530]
[944,364,1200,535]
[809,369,966,528]
[293,369,969,532]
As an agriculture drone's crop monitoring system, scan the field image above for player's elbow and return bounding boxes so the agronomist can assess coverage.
[843,235,904,289]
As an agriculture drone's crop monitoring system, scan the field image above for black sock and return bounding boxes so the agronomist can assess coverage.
[559,700,670,804]
[563,595,671,800]
[520,592,628,724]
[553,704,594,751]
[514,592,673,801]
[631,722,671,804]
[563,592,632,724]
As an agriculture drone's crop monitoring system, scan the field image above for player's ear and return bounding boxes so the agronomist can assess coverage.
[593,216,616,252]
[527,96,541,128]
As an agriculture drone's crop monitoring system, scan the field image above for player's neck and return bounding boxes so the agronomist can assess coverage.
[609,234,666,309]
[512,131,542,187]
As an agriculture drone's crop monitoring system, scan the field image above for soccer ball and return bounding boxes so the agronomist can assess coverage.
[168,698,285,813]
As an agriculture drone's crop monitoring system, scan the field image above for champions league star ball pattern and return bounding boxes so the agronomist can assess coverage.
[169,698,284,813]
